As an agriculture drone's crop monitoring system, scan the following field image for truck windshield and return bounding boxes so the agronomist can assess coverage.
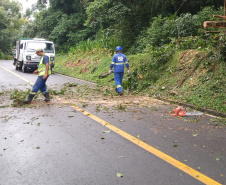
[27,42,54,53]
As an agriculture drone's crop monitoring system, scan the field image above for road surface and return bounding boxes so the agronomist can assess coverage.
[0,60,225,185]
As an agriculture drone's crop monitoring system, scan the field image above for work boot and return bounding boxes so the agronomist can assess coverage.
[23,94,35,104]
[118,91,123,96]
[43,92,50,102]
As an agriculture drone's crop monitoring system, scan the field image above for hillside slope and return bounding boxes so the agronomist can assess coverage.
[54,49,225,114]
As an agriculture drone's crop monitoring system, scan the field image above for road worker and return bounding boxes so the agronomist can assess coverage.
[109,46,129,95]
[24,48,51,103]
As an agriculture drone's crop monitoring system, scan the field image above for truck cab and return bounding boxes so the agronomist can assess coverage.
[14,38,55,73]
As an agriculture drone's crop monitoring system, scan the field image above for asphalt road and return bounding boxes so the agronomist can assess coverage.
[0,60,95,92]
[0,60,225,185]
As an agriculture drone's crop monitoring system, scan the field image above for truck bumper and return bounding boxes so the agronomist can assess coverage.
[22,61,54,72]
[24,63,54,69]
[24,63,39,70]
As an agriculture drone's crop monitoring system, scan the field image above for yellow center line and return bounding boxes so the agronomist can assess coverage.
[0,65,34,86]
[58,99,221,185]
[0,65,221,185]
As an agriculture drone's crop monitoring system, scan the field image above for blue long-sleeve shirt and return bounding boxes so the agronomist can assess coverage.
[110,53,129,73]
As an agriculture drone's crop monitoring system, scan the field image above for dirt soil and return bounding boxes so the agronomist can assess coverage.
[1,83,225,124]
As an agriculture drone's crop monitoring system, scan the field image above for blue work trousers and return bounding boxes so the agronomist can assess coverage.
[114,72,124,93]
[31,76,49,95]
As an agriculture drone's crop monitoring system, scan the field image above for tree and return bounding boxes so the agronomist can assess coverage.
[84,0,223,50]
[0,0,24,55]
[22,0,223,51]
[22,0,93,47]
[37,0,48,10]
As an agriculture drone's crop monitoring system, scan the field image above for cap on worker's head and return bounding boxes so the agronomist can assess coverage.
[116,46,122,52]
[35,48,43,53]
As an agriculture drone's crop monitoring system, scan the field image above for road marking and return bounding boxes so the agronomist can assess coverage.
[0,65,34,86]
[59,99,222,185]
[1,65,221,185]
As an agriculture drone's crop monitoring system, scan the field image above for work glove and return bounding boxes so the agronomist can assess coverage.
[108,69,112,74]
[127,69,130,75]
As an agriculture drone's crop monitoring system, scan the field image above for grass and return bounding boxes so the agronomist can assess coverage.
[54,51,113,84]
[53,46,226,115]
[147,50,226,113]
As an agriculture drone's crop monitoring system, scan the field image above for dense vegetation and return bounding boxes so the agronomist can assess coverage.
[53,33,226,113]
[0,0,24,59]
[21,0,223,52]
[0,0,225,113]
[0,0,224,55]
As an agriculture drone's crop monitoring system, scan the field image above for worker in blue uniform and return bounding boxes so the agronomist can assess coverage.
[109,46,129,95]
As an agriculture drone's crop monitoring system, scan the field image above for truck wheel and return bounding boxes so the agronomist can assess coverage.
[22,63,27,73]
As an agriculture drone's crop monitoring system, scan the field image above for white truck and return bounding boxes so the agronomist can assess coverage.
[13,38,55,73]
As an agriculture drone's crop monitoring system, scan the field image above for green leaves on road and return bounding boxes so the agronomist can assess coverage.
[116,173,123,177]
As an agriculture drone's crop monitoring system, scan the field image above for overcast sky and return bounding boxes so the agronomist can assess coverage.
[16,0,38,12]
[16,0,49,13]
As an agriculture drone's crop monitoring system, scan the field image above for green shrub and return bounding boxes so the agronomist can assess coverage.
[134,6,224,53]
[0,51,13,60]
[69,29,120,54]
